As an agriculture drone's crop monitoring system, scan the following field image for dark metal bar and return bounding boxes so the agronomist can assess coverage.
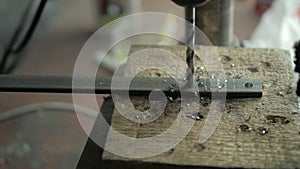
[0,75,262,98]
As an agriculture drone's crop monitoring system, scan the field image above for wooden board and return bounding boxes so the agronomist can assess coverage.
[102,45,300,169]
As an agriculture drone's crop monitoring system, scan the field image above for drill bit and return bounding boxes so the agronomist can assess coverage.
[185,6,195,87]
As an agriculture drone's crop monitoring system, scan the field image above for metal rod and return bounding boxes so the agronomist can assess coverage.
[0,75,262,98]
[185,6,196,87]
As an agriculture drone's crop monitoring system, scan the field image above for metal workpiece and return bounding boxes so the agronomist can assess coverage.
[0,75,262,99]
[197,78,262,98]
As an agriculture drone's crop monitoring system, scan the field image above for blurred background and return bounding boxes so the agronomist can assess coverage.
[0,0,279,168]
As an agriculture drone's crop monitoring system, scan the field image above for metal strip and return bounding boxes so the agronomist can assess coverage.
[0,75,262,98]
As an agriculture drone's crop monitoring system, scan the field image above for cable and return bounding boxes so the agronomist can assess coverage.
[0,0,48,74]
[0,102,98,122]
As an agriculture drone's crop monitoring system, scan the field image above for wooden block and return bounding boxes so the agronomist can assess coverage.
[102,45,300,169]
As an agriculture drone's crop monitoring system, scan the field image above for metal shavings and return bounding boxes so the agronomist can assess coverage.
[194,91,198,96]
[196,66,205,74]
[216,79,226,90]
[234,75,242,79]
[226,71,233,76]
[168,96,174,101]
[258,127,268,135]
[198,81,204,87]
[277,91,284,97]
[169,84,175,92]
[209,74,216,79]
[103,94,112,99]
[186,112,204,121]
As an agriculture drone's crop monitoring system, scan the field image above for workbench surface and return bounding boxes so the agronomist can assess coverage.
[95,45,300,169]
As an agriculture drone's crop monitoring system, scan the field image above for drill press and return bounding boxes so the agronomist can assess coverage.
[171,0,210,86]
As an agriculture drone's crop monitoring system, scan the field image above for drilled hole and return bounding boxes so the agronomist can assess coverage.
[244,82,254,88]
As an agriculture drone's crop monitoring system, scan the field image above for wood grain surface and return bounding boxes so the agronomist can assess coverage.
[102,45,300,169]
